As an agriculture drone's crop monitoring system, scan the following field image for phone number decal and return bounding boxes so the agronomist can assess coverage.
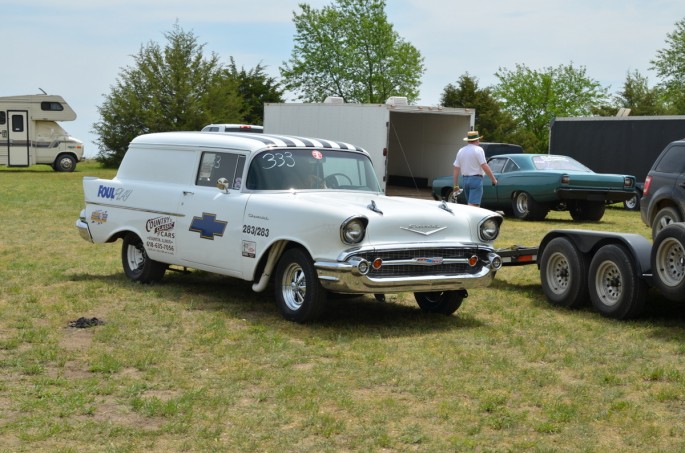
[242,224,269,237]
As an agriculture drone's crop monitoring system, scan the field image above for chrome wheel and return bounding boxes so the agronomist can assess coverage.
[281,262,306,311]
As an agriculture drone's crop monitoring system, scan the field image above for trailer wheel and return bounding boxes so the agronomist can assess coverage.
[569,200,606,222]
[651,223,685,302]
[540,237,589,308]
[53,154,77,172]
[588,244,646,319]
[121,234,167,283]
[274,248,327,323]
[414,290,465,315]
[651,206,682,239]
[512,191,548,220]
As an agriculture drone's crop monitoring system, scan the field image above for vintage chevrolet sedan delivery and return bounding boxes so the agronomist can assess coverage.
[76,132,503,322]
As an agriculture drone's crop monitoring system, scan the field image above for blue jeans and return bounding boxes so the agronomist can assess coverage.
[462,175,484,205]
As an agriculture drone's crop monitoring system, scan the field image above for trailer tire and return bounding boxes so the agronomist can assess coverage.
[651,206,682,239]
[651,223,685,302]
[540,237,589,308]
[569,200,605,222]
[512,191,548,220]
[53,154,77,172]
[588,244,646,319]
[414,290,465,315]
[121,233,167,283]
[274,248,327,323]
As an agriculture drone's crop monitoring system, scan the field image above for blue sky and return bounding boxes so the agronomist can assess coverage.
[2,0,682,157]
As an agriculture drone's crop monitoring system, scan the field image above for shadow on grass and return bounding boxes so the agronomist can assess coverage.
[68,270,484,337]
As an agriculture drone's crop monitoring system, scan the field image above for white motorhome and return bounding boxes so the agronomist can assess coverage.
[0,94,84,171]
[264,97,475,190]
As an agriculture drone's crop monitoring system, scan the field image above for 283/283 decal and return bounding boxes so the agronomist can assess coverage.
[242,224,269,237]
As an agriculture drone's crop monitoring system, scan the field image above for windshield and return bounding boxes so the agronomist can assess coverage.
[532,155,592,172]
[246,148,381,192]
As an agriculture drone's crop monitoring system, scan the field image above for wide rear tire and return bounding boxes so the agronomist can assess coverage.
[569,200,606,222]
[512,191,548,220]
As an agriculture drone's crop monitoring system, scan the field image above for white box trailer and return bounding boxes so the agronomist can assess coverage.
[0,94,84,171]
[264,97,475,190]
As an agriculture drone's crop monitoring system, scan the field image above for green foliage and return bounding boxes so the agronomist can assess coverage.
[610,69,672,116]
[93,23,245,167]
[493,63,609,153]
[440,74,528,147]
[651,17,685,113]
[280,0,425,103]
[227,57,284,125]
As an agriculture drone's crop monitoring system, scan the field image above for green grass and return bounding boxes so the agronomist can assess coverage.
[2,161,685,452]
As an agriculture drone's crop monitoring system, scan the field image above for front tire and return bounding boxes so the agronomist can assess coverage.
[539,237,589,308]
[414,290,465,315]
[274,248,327,323]
[121,234,167,283]
[53,154,77,172]
[651,223,685,302]
[588,244,646,319]
[512,191,548,220]
[651,206,682,239]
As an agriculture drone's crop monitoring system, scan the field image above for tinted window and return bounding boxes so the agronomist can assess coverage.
[11,114,24,132]
[0,111,5,125]
[40,101,64,111]
[196,152,246,189]
[654,145,685,174]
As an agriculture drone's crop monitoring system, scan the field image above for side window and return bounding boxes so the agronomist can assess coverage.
[0,112,5,125]
[502,159,519,173]
[196,152,246,189]
[655,145,685,174]
[487,158,507,173]
[11,114,24,132]
[40,101,64,112]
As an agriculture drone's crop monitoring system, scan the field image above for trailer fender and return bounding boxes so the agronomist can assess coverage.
[537,229,653,280]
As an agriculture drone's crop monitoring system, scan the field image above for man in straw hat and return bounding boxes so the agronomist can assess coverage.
[452,130,497,207]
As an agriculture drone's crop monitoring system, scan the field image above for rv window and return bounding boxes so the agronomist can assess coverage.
[41,101,64,112]
[0,112,5,125]
[11,115,24,132]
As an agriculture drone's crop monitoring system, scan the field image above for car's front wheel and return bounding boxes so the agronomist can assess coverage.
[121,233,167,283]
[651,206,682,239]
[651,223,685,302]
[588,244,646,319]
[414,290,465,315]
[511,191,548,220]
[53,154,77,172]
[274,248,327,323]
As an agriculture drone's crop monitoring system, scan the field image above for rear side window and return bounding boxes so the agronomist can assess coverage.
[655,145,685,174]
[41,101,64,111]
[196,152,246,189]
[0,112,5,125]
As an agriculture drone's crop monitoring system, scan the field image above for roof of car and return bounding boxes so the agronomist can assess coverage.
[131,131,366,154]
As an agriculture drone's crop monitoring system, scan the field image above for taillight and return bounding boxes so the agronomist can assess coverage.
[624,177,634,189]
[643,176,652,196]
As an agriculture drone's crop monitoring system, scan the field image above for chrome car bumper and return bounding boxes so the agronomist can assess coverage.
[75,215,93,243]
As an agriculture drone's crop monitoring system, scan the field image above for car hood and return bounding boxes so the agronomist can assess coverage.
[250,191,498,245]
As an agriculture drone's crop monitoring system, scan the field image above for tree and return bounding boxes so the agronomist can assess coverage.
[93,23,244,167]
[440,73,523,146]
[493,63,609,153]
[612,69,669,116]
[280,0,425,103]
[227,58,284,125]
[651,17,685,113]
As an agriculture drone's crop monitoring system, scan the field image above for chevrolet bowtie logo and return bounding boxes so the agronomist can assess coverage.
[400,225,446,236]
[189,212,228,240]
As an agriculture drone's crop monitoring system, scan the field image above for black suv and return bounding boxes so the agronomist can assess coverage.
[640,139,685,238]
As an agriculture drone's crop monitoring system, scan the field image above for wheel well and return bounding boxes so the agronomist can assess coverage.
[54,152,78,163]
[651,200,682,224]
[252,240,310,283]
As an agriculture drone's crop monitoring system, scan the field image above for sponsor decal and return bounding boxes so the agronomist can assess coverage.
[97,185,133,202]
[312,150,323,160]
[242,240,256,258]
[90,210,108,224]
[145,215,176,255]
[189,212,228,240]
[400,224,447,236]
[242,224,269,237]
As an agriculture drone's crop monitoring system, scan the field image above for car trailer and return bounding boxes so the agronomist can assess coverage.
[496,224,685,319]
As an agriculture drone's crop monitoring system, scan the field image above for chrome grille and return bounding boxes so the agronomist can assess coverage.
[351,247,488,278]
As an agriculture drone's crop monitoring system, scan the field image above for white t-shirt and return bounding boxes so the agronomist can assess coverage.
[454,143,486,176]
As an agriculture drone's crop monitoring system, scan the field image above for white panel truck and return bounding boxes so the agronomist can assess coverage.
[0,94,85,171]
[264,97,475,191]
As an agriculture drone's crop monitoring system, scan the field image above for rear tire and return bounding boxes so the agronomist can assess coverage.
[121,234,167,283]
[623,192,641,211]
[539,237,589,308]
[651,206,682,239]
[414,290,465,315]
[569,200,605,222]
[651,223,685,302]
[588,244,646,319]
[274,248,327,323]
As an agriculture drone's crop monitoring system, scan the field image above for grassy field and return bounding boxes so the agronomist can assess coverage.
[2,161,685,452]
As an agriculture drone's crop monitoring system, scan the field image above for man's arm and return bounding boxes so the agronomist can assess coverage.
[481,163,497,185]
[453,166,461,188]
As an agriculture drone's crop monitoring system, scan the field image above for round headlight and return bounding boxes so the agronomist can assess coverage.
[479,217,501,242]
[341,217,367,244]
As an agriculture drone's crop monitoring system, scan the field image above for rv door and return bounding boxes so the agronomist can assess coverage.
[8,111,29,166]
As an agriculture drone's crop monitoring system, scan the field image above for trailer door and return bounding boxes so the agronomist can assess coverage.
[7,110,29,166]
